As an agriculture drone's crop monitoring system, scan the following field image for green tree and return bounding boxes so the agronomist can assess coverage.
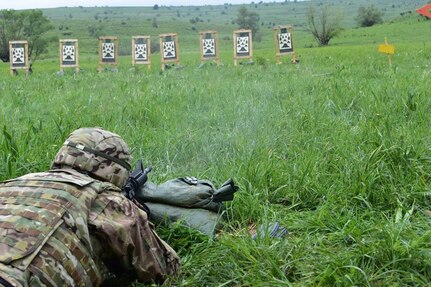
[307,5,343,46]
[152,18,158,28]
[355,5,384,27]
[0,9,55,63]
[235,5,260,35]
[22,10,56,62]
[87,24,105,38]
[0,10,24,62]
[0,10,55,62]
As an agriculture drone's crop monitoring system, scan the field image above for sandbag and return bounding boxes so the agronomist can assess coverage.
[138,177,222,212]
[135,177,238,237]
[146,202,223,236]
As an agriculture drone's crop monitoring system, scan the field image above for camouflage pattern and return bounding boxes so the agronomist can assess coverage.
[0,168,179,287]
[52,127,131,188]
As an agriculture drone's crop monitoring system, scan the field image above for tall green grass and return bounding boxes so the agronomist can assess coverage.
[1,13,431,287]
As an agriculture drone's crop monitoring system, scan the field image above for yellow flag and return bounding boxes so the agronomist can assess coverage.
[378,44,395,55]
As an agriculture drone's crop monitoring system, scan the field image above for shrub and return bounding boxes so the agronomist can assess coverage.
[355,5,384,27]
[307,5,343,46]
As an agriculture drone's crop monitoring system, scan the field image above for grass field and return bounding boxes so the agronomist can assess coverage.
[1,1,431,286]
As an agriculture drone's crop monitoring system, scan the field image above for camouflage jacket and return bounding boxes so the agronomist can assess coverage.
[0,168,179,287]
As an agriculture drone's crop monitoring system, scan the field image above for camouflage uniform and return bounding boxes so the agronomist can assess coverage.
[0,128,179,287]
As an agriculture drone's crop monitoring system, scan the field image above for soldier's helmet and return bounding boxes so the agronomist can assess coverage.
[52,127,131,188]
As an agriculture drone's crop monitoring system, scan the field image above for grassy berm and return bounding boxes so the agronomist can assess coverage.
[1,3,431,286]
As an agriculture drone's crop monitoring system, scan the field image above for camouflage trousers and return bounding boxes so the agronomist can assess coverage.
[0,264,24,287]
[0,275,15,287]
[0,263,57,287]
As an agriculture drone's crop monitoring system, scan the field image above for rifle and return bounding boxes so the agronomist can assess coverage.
[123,159,152,214]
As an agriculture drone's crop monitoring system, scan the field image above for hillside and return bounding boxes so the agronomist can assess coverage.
[33,0,426,59]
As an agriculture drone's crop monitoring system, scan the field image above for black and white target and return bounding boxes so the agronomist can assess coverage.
[236,36,249,54]
[102,43,115,59]
[62,45,76,62]
[135,43,148,61]
[278,32,293,53]
[12,47,25,64]
[202,39,216,56]
[163,41,176,59]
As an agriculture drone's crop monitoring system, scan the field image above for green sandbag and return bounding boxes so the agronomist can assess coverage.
[135,177,238,237]
[138,177,223,212]
[146,202,224,237]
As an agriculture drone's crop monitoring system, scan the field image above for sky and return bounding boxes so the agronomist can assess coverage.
[0,0,267,10]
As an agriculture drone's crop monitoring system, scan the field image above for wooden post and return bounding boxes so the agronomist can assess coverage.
[199,32,204,63]
[378,37,395,67]
[216,33,220,66]
[59,40,62,73]
[98,38,103,72]
[273,28,280,64]
[233,32,237,66]
[159,35,164,71]
[385,37,392,67]
[75,40,80,73]
[131,37,135,67]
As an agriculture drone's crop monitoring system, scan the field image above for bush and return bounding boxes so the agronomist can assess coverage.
[235,5,260,35]
[307,5,343,46]
[87,25,104,38]
[356,5,384,27]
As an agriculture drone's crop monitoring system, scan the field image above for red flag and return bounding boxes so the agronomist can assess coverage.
[416,4,431,18]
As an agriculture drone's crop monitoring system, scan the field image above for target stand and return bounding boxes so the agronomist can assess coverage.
[233,29,253,66]
[159,33,180,71]
[199,31,220,66]
[98,36,118,72]
[273,25,296,64]
[9,41,29,76]
[59,39,79,73]
[132,36,151,69]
